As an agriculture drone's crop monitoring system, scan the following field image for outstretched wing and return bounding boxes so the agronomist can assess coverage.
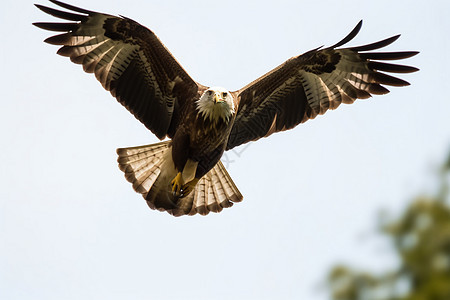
[226,21,418,150]
[34,0,201,139]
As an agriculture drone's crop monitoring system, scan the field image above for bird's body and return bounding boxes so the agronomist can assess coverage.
[176,87,236,177]
[35,0,418,216]
[169,87,236,195]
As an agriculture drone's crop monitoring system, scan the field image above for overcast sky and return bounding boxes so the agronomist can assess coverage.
[1,1,449,299]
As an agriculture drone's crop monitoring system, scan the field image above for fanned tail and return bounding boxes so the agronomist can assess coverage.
[182,161,243,216]
[117,142,242,216]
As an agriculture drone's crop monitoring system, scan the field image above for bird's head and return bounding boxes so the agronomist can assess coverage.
[196,86,235,123]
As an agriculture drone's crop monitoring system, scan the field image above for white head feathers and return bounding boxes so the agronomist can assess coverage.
[196,86,235,123]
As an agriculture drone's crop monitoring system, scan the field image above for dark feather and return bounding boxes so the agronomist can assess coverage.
[360,51,419,60]
[55,45,74,56]
[350,35,400,51]
[372,72,411,86]
[43,33,73,45]
[34,4,87,22]
[368,61,419,73]
[328,20,362,48]
[367,84,390,95]
[48,0,96,14]
[32,22,78,32]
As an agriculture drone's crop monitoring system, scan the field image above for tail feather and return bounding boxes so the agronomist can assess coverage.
[117,141,170,195]
[118,142,170,171]
[185,161,243,216]
[117,142,243,216]
[132,165,161,194]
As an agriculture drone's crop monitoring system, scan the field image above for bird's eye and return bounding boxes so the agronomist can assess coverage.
[207,90,213,96]
[222,92,228,98]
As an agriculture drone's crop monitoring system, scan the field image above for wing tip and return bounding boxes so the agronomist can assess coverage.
[328,20,363,49]
[360,51,420,61]
[48,0,95,15]
[34,3,49,13]
[368,61,420,74]
[373,72,412,87]
[34,1,91,22]
[351,34,402,52]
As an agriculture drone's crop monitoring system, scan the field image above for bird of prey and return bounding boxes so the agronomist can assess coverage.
[34,0,418,216]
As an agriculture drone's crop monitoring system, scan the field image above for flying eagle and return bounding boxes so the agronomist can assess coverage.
[34,0,418,216]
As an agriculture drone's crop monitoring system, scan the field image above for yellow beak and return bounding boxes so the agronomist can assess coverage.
[214,92,223,103]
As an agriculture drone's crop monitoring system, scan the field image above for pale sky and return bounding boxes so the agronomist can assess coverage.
[1,1,449,299]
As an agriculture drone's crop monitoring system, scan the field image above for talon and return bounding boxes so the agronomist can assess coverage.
[181,178,199,197]
[171,172,184,196]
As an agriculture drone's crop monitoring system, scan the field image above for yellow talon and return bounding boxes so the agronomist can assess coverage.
[171,172,184,196]
[181,178,199,197]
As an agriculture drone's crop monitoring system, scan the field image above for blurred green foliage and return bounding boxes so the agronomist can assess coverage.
[327,153,450,300]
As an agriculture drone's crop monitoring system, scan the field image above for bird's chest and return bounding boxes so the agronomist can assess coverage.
[189,117,230,153]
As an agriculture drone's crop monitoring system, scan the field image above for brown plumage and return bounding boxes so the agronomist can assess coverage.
[34,0,418,216]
